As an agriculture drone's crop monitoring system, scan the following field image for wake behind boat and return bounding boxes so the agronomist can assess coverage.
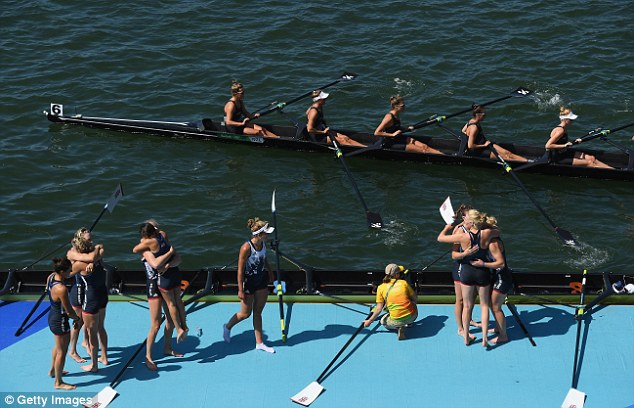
[44,104,633,181]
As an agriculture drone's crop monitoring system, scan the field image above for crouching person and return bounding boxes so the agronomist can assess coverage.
[363,263,418,340]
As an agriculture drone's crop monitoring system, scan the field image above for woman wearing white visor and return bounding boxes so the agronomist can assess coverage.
[306,89,366,147]
[545,106,613,168]
[223,217,276,353]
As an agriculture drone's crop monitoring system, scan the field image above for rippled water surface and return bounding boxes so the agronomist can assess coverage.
[1,1,633,274]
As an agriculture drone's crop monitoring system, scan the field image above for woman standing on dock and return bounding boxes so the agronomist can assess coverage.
[67,227,109,372]
[224,80,278,138]
[438,210,498,347]
[471,236,512,344]
[132,220,186,371]
[47,256,80,390]
[374,95,443,154]
[223,217,276,353]
[545,107,613,168]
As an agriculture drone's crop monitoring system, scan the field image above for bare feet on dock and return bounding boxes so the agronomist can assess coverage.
[54,382,77,390]
[98,356,109,365]
[145,359,158,371]
[164,349,184,357]
[81,365,98,373]
[69,352,86,363]
[48,369,69,377]
[177,329,187,343]
[491,336,508,345]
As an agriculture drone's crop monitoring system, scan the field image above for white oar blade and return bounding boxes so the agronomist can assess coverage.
[106,183,124,214]
[561,387,586,408]
[439,196,455,225]
[83,385,118,408]
[271,189,276,212]
[290,381,324,406]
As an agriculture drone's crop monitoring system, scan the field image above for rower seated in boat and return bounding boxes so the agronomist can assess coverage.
[462,104,528,162]
[305,89,365,147]
[374,95,443,154]
[224,80,278,138]
[545,107,613,169]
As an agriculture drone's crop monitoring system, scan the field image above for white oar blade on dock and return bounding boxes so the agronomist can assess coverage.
[83,385,117,408]
[561,387,586,408]
[290,381,324,406]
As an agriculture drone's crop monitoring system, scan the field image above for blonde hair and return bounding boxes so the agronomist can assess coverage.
[454,203,473,221]
[559,106,572,116]
[465,209,497,230]
[231,80,244,95]
[247,217,268,233]
[311,89,322,99]
[71,227,94,253]
[390,95,404,109]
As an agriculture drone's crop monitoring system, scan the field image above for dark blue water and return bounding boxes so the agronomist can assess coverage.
[1,1,633,275]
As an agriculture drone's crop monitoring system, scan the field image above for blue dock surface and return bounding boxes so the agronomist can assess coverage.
[1,300,632,408]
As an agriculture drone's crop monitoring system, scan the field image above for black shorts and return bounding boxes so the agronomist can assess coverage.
[48,313,70,336]
[69,282,83,308]
[243,274,268,295]
[493,267,513,294]
[82,286,108,315]
[451,262,461,283]
[226,124,245,134]
[458,263,492,287]
[158,266,182,291]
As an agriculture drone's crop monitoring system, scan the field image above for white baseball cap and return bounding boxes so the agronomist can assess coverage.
[559,111,578,121]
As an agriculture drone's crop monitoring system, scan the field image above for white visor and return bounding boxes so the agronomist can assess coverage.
[312,91,329,102]
[559,112,578,121]
[252,223,275,235]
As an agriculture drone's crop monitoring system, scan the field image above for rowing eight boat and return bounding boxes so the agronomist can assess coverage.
[44,105,633,181]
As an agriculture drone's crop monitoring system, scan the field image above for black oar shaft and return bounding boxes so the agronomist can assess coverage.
[571,269,588,389]
[316,308,373,384]
[576,122,634,144]
[505,301,536,346]
[330,136,382,228]
[258,74,355,116]
[489,145,577,246]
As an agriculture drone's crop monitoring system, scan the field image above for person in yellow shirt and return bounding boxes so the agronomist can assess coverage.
[363,263,418,340]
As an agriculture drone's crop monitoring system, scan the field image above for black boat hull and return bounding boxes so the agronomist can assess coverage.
[45,109,634,181]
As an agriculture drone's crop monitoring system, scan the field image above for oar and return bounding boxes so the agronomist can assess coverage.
[573,122,634,146]
[504,300,536,346]
[255,72,358,117]
[87,273,206,408]
[571,269,588,389]
[409,86,533,130]
[290,307,374,406]
[329,136,383,229]
[488,145,578,247]
[14,183,124,337]
[271,189,287,343]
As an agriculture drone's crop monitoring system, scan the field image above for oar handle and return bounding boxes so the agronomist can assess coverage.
[574,122,634,145]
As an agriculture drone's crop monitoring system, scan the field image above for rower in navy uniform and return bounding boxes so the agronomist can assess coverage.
[305,89,365,146]
[462,104,528,162]
[67,227,109,372]
[545,106,613,168]
[438,209,499,347]
[224,80,278,138]
[374,95,443,154]
[47,256,80,390]
[223,217,277,353]
[132,219,186,371]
